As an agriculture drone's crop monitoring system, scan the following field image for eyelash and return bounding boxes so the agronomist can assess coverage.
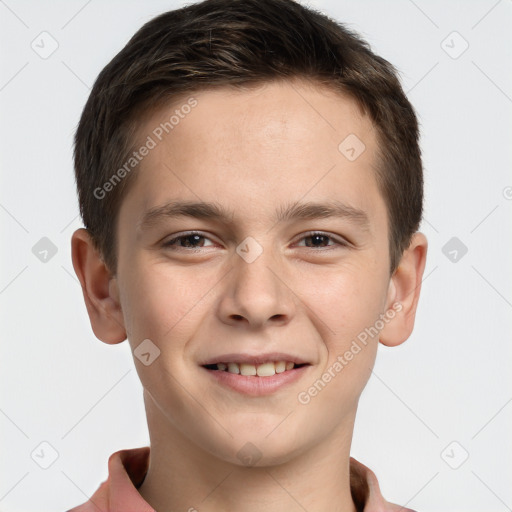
[162,231,349,251]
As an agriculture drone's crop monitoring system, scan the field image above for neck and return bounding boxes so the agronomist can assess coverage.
[138,395,358,512]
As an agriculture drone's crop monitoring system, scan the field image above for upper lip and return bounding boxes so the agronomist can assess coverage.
[200,352,310,366]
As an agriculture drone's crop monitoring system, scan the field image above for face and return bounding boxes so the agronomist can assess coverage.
[114,79,397,465]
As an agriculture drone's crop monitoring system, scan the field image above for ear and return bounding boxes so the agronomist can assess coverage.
[379,232,428,347]
[71,228,127,344]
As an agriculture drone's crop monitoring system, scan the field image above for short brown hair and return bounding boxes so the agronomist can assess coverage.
[74,0,423,275]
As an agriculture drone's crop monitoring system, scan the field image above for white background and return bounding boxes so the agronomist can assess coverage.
[1,1,511,511]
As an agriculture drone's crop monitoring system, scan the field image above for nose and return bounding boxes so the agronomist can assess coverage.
[217,247,295,329]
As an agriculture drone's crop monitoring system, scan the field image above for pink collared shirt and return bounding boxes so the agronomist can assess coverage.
[66,447,416,512]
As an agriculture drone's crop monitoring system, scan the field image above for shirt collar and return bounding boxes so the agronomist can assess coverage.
[71,447,415,512]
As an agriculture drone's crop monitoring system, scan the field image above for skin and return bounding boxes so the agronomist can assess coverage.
[72,79,427,512]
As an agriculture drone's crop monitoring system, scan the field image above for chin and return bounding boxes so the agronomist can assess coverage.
[204,420,314,468]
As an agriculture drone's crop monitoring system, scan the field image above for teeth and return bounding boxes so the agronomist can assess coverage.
[240,363,257,376]
[275,361,286,373]
[227,363,240,374]
[213,360,300,376]
[256,362,275,377]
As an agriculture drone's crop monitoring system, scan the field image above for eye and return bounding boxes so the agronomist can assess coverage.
[161,231,349,252]
[162,231,216,250]
[294,231,348,249]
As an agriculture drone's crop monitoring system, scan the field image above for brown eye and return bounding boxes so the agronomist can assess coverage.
[163,232,214,249]
[295,232,347,249]
[304,234,332,248]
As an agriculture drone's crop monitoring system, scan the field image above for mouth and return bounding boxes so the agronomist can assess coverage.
[200,354,312,396]
[202,360,309,377]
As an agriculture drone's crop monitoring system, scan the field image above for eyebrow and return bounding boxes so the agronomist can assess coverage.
[137,199,370,232]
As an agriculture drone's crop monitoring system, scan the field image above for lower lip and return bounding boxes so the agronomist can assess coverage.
[202,366,310,396]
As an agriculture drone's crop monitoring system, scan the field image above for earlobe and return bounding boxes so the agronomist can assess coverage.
[379,232,428,347]
[71,228,127,345]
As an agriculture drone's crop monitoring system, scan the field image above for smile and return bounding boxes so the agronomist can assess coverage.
[201,354,312,396]
[203,361,307,377]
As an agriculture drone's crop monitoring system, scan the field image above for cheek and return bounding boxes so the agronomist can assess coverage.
[294,261,387,355]
[119,261,219,358]
[292,266,384,420]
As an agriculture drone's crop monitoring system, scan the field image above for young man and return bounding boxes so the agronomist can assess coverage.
[69,0,427,510]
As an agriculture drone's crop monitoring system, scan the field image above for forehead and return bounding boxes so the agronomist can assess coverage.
[121,79,385,232]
